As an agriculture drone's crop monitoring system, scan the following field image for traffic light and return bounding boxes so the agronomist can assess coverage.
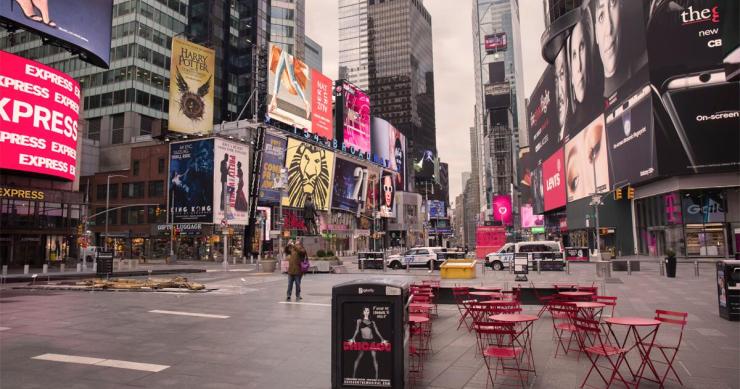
[614,188,623,200]
[76,224,84,235]
[155,207,161,216]
[627,187,635,200]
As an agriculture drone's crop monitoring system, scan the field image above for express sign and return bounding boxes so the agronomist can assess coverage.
[0,51,80,181]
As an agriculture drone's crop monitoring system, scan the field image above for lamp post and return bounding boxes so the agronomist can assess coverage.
[105,174,127,251]
[590,163,601,256]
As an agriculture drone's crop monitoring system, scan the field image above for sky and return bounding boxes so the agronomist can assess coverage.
[305,0,546,204]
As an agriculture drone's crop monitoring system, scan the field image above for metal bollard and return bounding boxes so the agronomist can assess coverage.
[76,263,81,272]
[596,262,603,278]
[127,259,132,271]
[2,265,7,276]
[60,263,65,273]
[360,258,364,272]
[42,264,48,274]
[627,260,632,276]
[566,260,571,275]
[694,261,699,277]
[93,262,97,272]
[536,260,541,275]
[605,262,612,279]
[23,264,29,275]
[659,260,665,276]
[406,260,410,272]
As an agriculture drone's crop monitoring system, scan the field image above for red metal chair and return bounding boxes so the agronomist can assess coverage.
[476,321,529,388]
[490,301,522,315]
[592,295,617,319]
[453,286,473,330]
[502,287,521,302]
[549,303,580,358]
[641,309,688,387]
[577,285,598,300]
[573,316,631,388]
[530,282,557,318]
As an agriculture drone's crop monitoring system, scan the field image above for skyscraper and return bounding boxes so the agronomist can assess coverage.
[304,36,323,72]
[338,0,369,90]
[270,0,305,58]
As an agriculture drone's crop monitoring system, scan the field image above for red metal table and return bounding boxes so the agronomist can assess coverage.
[473,286,502,292]
[557,291,594,302]
[566,301,606,320]
[469,291,502,301]
[490,314,539,374]
[605,317,662,388]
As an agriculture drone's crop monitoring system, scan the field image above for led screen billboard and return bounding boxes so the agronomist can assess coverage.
[364,167,380,215]
[213,139,250,225]
[565,115,610,202]
[259,133,288,204]
[414,150,436,181]
[282,138,335,211]
[370,117,406,190]
[379,171,396,218]
[526,66,560,166]
[0,0,113,68]
[520,204,545,229]
[542,148,566,211]
[428,200,446,218]
[168,37,215,135]
[332,157,369,213]
[169,139,215,223]
[492,195,512,226]
[0,51,80,181]
[484,32,507,52]
[334,80,371,155]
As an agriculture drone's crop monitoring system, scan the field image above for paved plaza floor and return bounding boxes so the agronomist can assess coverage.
[1,260,737,388]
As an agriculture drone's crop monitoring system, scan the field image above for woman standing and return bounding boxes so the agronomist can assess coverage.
[286,240,305,301]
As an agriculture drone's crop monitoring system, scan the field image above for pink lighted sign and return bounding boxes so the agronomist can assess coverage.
[664,192,682,224]
[492,195,512,226]
[0,51,80,180]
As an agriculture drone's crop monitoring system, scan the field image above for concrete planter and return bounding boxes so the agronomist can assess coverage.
[259,259,277,273]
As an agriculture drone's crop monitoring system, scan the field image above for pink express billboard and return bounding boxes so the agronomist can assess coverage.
[542,147,566,211]
[492,195,512,226]
[0,50,80,180]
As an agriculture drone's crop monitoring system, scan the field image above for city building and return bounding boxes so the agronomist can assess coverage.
[338,0,369,90]
[270,0,305,59]
[463,176,478,249]
[471,0,521,226]
[304,35,323,72]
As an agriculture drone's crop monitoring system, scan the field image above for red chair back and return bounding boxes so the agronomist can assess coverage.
[490,301,522,315]
[654,309,688,345]
[593,295,617,317]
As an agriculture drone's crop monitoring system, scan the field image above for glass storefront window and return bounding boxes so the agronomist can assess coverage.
[685,224,726,257]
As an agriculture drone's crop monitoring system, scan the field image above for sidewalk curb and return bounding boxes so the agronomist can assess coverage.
[1,268,206,284]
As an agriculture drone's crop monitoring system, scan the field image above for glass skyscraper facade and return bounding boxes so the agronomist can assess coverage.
[270,0,305,59]
[338,0,369,90]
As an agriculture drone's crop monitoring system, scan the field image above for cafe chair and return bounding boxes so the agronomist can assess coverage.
[641,309,688,387]
[550,303,580,358]
[592,295,617,319]
[477,321,528,389]
[530,281,557,318]
[453,286,473,330]
[573,316,631,389]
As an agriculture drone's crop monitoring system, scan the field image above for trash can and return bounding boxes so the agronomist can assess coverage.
[96,251,114,277]
[332,279,409,389]
[665,256,677,278]
[717,260,740,321]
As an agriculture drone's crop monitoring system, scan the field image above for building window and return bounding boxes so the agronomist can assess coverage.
[132,160,140,176]
[122,182,145,198]
[124,206,146,224]
[148,180,164,197]
[158,158,165,174]
[97,183,118,200]
[86,118,101,140]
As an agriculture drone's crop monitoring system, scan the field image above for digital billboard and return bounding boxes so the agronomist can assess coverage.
[169,139,215,223]
[414,150,436,181]
[310,69,334,139]
[168,37,215,135]
[379,171,396,218]
[484,32,507,52]
[565,115,610,202]
[334,80,371,155]
[364,167,381,215]
[492,195,512,226]
[0,0,113,68]
[428,200,446,218]
[332,157,369,213]
[370,117,406,190]
[531,166,545,214]
[0,51,80,181]
[526,66,560,166]
[213,139,250,225]
[282,138,335,211]
[542,148,566,211]
[520,204,545,229]
[259,133,287,204]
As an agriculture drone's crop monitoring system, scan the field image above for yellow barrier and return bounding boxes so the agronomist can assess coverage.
[440,259,476,279]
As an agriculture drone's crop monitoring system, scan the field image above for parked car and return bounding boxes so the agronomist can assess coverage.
[386,247,445,269]
[79,246,103,263]
[485,241,565,271]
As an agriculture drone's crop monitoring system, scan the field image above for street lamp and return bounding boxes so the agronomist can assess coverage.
[105,174,127,251]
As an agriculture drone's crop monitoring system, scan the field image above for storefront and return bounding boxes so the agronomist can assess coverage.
[635,188,739,258]
[566,195,633,257]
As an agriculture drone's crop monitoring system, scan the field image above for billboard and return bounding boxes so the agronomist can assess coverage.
[526,66,560,165]
[370,117,406,190]
[0,0,112,68]
[267,44,311,131]
[565,115,610,202]
[414,150,437,180]
[364,167,381,215]
[169,139,215,223]
[282,138,335,211]
[310,69,334,139]
[492,195,512,226]
[335,80,371,155]
[213,139,250,225]
[379,171,396,218]
[520,204,545,229]
[168,37,215,135]
[332,157,369,213]
[0,51,80,181]
[530,166,545,214]
[605,85,658,186]
[484,32,507,51]
[542,148,566,211]
[428,200,446,218]
[259,133,288,204]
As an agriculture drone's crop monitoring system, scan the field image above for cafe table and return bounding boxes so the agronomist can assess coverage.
[490,314,539,374]
[566,301,606,320]
[469,291,502,301]
[605,317,662,388]
[557,291,594,302]
[473,286,502,292]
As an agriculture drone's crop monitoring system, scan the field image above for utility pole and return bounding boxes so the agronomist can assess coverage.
[105,174,127,251]
[591,163,601,256]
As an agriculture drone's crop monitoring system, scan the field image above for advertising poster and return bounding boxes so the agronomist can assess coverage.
[484,32,507,51]
[492,195,512,226]
[606,85,657,186]
[531,166,545,214]
[256,206,271,241]
[527,66,560,165]
[0,51,80,181]
[282,138,335,211]
[0,0,113,67]
[310,69,334,139]
[520,204,544,229]
[364,167,380,215]
[542,148,566,211]
[414,150,436,180]
[336,81,371,155]
[379,171,396,218]
[213,139,250,225]
[370,117,406,190]
[168,37,215,135]
[428,200,446,218]
[565,115,610,202]
[341,302,393,387]
[267,44,313,131]
[258,133,288,204]
[169,139,215,223]
[475,226,506,259]
[332,157,369,213]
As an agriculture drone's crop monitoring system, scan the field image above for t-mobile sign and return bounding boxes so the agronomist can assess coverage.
[0,51,80,181]
[543,148,566,211]
[492,195,512,226]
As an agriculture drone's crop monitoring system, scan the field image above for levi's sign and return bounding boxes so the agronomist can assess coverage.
[0,51,80,180]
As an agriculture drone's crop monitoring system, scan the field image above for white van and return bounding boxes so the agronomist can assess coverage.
[485,241,565,271]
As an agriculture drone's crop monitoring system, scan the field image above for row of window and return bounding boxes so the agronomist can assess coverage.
[95,180,165,201]
[94,205,167,226]
[83,88,169,119]
[114,0,188,19]
[79,65,169,93]
[111,21,174,55]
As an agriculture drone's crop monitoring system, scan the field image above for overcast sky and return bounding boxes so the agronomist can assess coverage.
[305,0,546,203]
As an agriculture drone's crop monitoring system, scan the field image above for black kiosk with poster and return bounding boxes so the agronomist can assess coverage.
[332,279,409,389]
[514,253,529,282]
[717,260,740,321]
